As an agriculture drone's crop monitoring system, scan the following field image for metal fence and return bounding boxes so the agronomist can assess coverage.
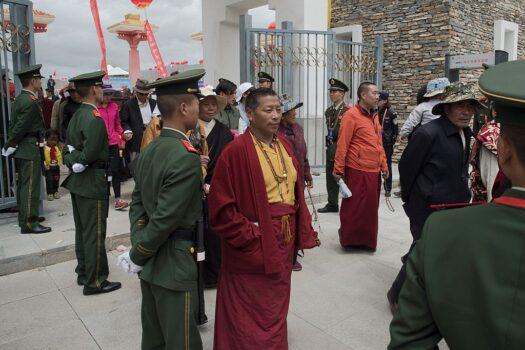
[241,18,383,168]
[0,0,35,210]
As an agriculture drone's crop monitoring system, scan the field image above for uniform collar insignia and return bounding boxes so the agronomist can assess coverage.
[181,139,198,154]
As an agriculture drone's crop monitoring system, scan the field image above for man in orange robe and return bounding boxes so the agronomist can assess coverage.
[334,82,388,251]
[208,88,320,350]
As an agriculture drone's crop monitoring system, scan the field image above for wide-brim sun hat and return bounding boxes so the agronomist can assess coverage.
[199,85,227,112]
[431,82,483,116]
[236,82,254,102]
[424,77,451,98]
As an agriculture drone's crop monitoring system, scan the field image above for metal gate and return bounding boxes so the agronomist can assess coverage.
[0,0,36,210]
[241,18,383,168]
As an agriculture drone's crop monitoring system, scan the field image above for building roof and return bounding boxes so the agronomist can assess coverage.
[107,13,158,33]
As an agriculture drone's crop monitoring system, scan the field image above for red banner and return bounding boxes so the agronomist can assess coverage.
[90,0,108,76]
[144,20,168,78]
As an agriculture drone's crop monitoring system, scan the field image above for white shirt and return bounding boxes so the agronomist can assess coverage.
[201,119,216,137]
[138,100,160,126]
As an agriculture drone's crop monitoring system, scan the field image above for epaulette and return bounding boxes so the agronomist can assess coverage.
[92,109,101,118]
[29,94,37,101]
[181,139,198,154]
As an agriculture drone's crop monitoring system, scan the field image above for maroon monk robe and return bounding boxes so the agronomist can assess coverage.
[208,132,319,350]
[339,167,381,250]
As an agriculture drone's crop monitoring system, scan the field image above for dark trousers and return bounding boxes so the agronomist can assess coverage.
[388,195,434,303]
[45,165,60,194]
[15,158,41,229]
[71,193,109,289]
[383,142,394,192]
[203,199,221,286]
[326,159,339,208]
[140,280,202,350]
[108,145,122,198]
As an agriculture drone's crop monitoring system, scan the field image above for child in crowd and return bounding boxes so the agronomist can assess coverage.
[44,129,62,200]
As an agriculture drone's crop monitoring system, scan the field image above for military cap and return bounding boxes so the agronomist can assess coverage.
[479,60,525,126]
[328,78,349,92]
[15,64,43,80]
[69,71,105,88]
[147,68,205,97]
[258,71,274,83]
[432,82,482,116]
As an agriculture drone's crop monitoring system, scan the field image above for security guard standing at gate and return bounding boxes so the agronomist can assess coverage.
[117,69,206,349]
[2,64,51,234]
[62,71,121,296]
[258,71,274,89]
[318,78,349,213]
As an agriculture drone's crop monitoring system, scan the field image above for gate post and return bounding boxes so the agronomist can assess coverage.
[282,21,293,95]
[374,35,384,90]
[239,14,252,83]
[445,53,460,83]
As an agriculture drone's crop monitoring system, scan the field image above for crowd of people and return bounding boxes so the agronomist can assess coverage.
[1,59,524,349]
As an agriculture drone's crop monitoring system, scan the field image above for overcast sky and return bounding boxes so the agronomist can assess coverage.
[31,0,274,79]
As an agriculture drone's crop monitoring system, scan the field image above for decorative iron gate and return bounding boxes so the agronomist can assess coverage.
[241,18,383,168]
[0,0,36,210]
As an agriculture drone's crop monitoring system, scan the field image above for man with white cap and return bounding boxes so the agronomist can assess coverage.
[399,77,450,141]
[236,82,254,135]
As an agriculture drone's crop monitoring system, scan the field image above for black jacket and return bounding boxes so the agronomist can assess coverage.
[400,116,472,206]
[378,107,398,145]
[120,97,157,153]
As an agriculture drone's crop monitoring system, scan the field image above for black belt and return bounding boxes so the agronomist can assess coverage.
[169,228,195,241]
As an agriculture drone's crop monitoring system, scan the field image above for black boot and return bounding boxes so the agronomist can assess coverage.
[21,224,52,234]
[317,204,339,213]
[83,280,122,296]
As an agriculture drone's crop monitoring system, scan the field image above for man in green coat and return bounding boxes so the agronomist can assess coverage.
[117,69,205,350]
[61,71,121,296]
[2,64,50,234]
[215,78,241,130]
[389,60,525,350]
[318,78,348,213]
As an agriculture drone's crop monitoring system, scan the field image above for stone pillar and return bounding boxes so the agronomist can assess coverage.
[121,33,145,86]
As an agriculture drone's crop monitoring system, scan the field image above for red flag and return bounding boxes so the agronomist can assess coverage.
[90,0,108,76]
[144,20,168,78]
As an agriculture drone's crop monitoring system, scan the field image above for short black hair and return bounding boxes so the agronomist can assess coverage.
[19,76,33,88]
[215,79,237,95]
[501,123,525,165]
[157,94,196,119]
[245,88,278,111]
[357,81,375,101]
[416,83,429,105]
[76,85,92,98]
[45,129,59,139]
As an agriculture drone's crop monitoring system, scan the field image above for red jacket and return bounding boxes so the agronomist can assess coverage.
[208,132,319,274]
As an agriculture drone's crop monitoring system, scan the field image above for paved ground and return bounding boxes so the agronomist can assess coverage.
[0,192,425,350]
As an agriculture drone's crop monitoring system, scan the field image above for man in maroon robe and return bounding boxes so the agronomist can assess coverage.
[208,88,320,350]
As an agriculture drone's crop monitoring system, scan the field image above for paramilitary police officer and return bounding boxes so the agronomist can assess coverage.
[318,78,349,213]
[258,71,274,89]
[378,91,398,197]
[117,69,206,350]
[2,64,51,234]
[389,60,525,350]
[61,71,121,295]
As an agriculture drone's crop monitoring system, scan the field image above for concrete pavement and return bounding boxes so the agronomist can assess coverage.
[0,191,453,350]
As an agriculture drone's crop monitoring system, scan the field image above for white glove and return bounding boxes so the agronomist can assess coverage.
[67,145,76,153]
[117,251,143,274]
[2,147,17,157]
[72,163,87,173]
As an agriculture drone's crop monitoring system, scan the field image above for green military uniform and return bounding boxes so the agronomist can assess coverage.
[129,70,205,350]
[319,78,349,212]
[4,64,50,233]
[61,71,120,295]
[217,104,241,130]
[389,60,525,350]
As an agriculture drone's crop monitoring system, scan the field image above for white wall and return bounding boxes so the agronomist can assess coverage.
[494,20,519,61]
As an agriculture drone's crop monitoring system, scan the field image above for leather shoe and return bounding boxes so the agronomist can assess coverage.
[38,216,45,222]
[317,205,338,213]
[21,224,51,234]
[83,280,122,296]
[385,191,391,197]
